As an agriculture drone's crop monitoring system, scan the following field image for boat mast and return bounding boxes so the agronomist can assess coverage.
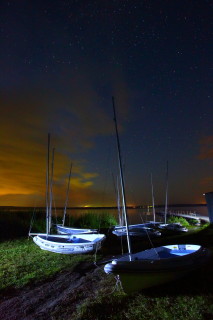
[151,173,155,223]
[49,147,55,233]
[164,161,169,224]
[62,162,72,227]
[112,96,132,258]
[116,176,124,226]
[46,133,50,235]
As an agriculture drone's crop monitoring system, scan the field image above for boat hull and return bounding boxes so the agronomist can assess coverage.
[112,224,161,237]
[33,233,105,254]
[56,224,98,235]
[104,244,211,293]
[118,269,188,293]
[158,223,188,232]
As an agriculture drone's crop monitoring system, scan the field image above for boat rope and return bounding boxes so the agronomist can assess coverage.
[99,137,113,213]
[120,235,124,255]
[28,206,37,238]
[112,275,123,293]
[98,213,102,233]
[93,241,99,265]
[52,197,57,225]
[139,213,160,258]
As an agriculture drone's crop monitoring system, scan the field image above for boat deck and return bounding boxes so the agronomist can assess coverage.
[39,235,91,243]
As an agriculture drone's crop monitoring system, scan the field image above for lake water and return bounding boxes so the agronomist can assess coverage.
[56,205,208,225]
[0,205,208,225]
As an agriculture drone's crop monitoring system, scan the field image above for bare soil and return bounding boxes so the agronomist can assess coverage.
[0,261,114,320]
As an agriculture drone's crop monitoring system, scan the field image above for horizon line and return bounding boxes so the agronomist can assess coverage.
[0,203,207,209]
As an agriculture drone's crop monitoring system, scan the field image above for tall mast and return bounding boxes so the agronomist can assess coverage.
[49,147,55,233]
[46,133,50,235]
[62,162,72,227]
[151,173,155,223]
[165,161,169,224]
[116,176,123,226]
[112,96,132,258]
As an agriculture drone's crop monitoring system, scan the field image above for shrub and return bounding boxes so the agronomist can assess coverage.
[167,216,190,227]
[75,212,117,229]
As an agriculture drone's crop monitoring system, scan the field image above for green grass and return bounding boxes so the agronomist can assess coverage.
[53,265,213,320]
[71,292,212,320]
[51,224,213,320]
[1,210,213,320]
[0,238,93,290]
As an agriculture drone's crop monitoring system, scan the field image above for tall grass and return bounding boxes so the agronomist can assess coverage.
[71,212,117,229]
[0,210,117,240]
[0,210,47,240]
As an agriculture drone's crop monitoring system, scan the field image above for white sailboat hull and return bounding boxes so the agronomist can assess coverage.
[104,244,210,293]
[112,224,161,237]
[158,223,188,232]
[33,233,105,254]
[56,224,98,235]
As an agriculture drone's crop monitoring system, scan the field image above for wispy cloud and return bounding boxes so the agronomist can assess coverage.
[0,60,131,206]
[0,84,109,205]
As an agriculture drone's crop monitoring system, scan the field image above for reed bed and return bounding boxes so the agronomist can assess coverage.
[0,209,117,239]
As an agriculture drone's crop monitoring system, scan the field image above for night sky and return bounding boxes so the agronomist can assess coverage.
[0,0,212,207]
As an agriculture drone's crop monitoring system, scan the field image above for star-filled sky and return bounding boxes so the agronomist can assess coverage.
[0,0,212,207]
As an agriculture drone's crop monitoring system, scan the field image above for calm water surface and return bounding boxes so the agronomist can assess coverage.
[57,205,208,225]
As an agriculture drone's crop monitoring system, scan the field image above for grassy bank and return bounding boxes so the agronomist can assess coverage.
[0,211,213,319]
[0,238,93,291]
[54,224,213,320]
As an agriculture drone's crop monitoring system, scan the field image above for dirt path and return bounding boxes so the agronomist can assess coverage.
[0,262,112,320]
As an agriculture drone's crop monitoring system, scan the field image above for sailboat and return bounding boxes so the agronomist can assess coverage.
[56,163,98,235]
[29,134,105,254]
[112,224,161,238]
[158,162,188,233]
[112,149,160,238]
[104,97,210,293]
[143,173,161,229]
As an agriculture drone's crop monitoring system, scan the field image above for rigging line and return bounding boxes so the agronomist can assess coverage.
[111,172,123,226]
[111,275,123,294]
[165,160,169,224]
[62,162,72,227]
[93,239,99,265]
[52,196,57,225]
[28,205,37,237]
[49,147,55,234]
[100,132,113,207]
[97,212,102,233]
[46,133,50,236]
[110,167,124,255]
[117,176,124,226]
[115,175,124,255]
[112,96,132,257]
[120,233,124,256]
[151,173,156,223]
[139,213,159,257]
